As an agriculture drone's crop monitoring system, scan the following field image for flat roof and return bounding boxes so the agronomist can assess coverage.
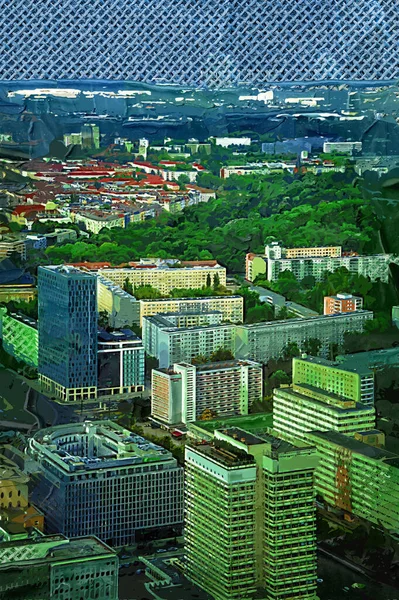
[190,413,273,435]
[0,535,115,565]
[29,421,174,473]
[277,386,373,414]
[223,427,267,446]
[139,295,241,303]
[309,430,399,464]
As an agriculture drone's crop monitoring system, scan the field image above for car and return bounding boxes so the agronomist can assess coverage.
[169,547,178,551]
[156,548,167,553]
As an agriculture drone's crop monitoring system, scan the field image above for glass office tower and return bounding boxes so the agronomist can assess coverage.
[38,265,98,402]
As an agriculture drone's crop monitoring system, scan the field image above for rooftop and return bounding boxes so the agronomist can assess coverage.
[308,430,399,465]
[277,385,373,414]
[28,421,174,474]
[39,265,96,280]
[295,349,399,376]
[0,534,115,565]
[139,295,241,304]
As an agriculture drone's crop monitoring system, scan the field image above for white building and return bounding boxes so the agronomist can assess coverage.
[139,295,243,326]
[323,141,362,154]
[97,275,140,328]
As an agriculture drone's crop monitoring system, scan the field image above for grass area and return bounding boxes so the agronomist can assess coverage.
[189,412,273,438]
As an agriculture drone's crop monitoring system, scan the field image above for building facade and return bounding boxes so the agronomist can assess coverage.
[246,243,391,283]
[38,266,98,402]
[28,422,183,546]
[139,295,243,326]
[97,275,140,328]
[185,428,319,600]
[0,312,38,367]
[293,356,374,406]
[323,142,362,154]
[234,311,373,364]
[143,314,235,368]
[0,532,118,600]
[307,430,399,533]
[324,293,363,315]
[97,329,145,396]
[98,260,226,295]
[151,359,263,424]
[273,384,375,442]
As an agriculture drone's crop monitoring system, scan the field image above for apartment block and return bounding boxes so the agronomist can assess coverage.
[151,359,263,424]
[143,313,235,368]
[307,430,399,533]
[0,235,27,260]
[323,141,362,154]
[293,355,374,406]
[38,266,98,402]
[324,293,363,315]
[97,329,145,396]
[0,532,118,600]
[185,428,319,600]
[0,312,38,367]
[74,211,125,234]
[246,242,391,283]
[139,295,243,326]
[28,421,183,545]
[98,259,226,295]
[234,311,373,364]
[97,274,140,328]
[273,385,375,442]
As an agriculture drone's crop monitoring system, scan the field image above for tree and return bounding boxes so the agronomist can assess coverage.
[98,310,109,328]
[123,277,134,295]
[177,174,190,190]
[209,348,234,362]
[198,408,218,421]
[206,273,212,288]
[213,273,220,290]
[302,338,322,356]
[269,369,290,389]
[282,342,300,360]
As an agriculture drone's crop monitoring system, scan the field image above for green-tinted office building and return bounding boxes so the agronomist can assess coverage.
[185,427,319,600]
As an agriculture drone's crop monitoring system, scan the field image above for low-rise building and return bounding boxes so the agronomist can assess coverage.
[143,313,235,368]
[139,295,243,326]
[28,421,184,545]
[324,293,363,315]
[0,532,118,600]
[97,329,145,396]
[151,359,262,424]
[99,259,226,295]
[0,235,27,260]
[74,210,125,234]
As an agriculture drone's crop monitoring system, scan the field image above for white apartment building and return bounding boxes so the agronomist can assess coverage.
[143,314,235,368]
[323,141,362,154]
[234,311,373,364]
[98,261,226,295]
[139,295,243,326]
[151,359,263,424]
[97,275,140,327]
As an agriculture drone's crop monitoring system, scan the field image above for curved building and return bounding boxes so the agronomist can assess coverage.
[1,0,398,85]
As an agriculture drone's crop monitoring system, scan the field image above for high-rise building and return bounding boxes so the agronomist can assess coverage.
[0,2,397,85]
[139,295,243,326]
[28,421,184,545]
[81,124,100,149]
[0,531,118,600]
[63,132,83,146]
[151,359,263,424]
[306,430,399,533]
[143,313,235,368]
[185,427,319,600]
[97,329,145,396]
[38,266,98,402]
[324,293,363,315]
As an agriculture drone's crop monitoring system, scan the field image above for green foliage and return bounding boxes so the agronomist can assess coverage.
[133,285,163,299]
[192,348,234,364]
[302,338,322,356]
[282,342,301,360]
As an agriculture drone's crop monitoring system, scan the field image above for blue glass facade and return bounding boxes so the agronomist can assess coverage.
[38,266,98,400]
[0,0,398,85]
